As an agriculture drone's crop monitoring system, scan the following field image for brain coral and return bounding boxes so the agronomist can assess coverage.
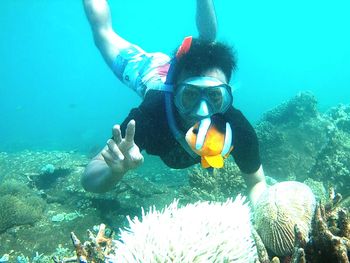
[253,181,316,256]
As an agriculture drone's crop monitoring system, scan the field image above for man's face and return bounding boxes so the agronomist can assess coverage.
[174,68,229,129]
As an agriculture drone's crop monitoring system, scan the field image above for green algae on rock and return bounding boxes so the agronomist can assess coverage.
[0,194,45,233]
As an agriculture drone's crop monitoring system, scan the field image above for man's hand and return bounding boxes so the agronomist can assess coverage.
[244,165,267,207]
[102,120,144,175]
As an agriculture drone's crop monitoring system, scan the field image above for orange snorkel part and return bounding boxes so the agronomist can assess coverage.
[176,36,193,59]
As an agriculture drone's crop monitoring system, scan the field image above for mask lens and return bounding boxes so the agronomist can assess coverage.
[206,88,224,110]
[180,85,201,109]
[174,78,233,117]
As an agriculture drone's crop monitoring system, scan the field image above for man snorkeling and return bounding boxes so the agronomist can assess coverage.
[82,0,267,206]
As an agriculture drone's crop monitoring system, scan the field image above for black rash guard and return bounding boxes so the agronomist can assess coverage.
[120,90,261,174]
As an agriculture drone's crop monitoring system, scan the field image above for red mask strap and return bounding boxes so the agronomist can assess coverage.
[176,36,193,59]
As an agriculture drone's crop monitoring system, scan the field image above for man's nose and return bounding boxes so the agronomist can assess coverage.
[195,100,209,117]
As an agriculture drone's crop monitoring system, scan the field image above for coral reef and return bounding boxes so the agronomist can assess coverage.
[114,197,258,262]
[0,180,45,233]
[69,197,259,263]
[262,92,319,125]
[52,224,114,263]
[255,92,350,197]
[40,164,56,174]
[307,105,350,195]
[303,178,327,203]
[184,160,246,202]
[35,165,71,190]
[52,224,115,263]
[326,104,350,133]
[0,195,45,233]
[256,92,330,181]
[65,193,349,263]
[303,188,350,262]
[308,130,350,195]
[0,179,34,196]
[256,188,350,263]
[2,92,350,261]
[0,150,186,260]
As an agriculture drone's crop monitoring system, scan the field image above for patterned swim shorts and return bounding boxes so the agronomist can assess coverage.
[112,44,171,98]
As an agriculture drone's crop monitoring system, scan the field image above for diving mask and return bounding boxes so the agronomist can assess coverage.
[174,76,233,118]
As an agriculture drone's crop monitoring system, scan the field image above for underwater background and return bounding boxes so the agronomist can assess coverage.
[1,0,349,152]
[0,0,350,262]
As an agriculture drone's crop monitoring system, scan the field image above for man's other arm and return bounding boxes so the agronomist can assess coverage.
[244,165,267,207]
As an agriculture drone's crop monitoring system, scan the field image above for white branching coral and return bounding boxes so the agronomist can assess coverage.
[110,195,258,263]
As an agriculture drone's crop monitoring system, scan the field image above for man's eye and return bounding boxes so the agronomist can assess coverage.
[208,90,222,100]
[184,89,200,98]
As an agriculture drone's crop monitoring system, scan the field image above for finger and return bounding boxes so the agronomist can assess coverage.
[128,146,144,164]
[101,148,116,166]
[132,150,144,165]
[112,124,122,145]
[124,147,144,169]
[125,119,136,143]
[107,139,124,160]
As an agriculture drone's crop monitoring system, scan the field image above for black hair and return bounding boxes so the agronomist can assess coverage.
[172,38,237,83]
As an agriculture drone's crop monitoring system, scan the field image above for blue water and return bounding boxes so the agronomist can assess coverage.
[0,0,349,152]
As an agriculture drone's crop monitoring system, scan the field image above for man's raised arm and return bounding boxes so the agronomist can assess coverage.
[84,0,218,69]
[196,0,217,41]
[83,0,129,68]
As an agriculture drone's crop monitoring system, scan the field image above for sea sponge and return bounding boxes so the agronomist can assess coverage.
[253,181,316,256]
[111,196,258,263]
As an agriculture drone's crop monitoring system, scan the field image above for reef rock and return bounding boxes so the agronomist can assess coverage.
[256,92,330,181]
[308,104,350,195]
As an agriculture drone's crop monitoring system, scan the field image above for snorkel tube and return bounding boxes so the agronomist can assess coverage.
[164,36,198,158]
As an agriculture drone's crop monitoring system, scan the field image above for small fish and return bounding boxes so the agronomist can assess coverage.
[185,115,233,168]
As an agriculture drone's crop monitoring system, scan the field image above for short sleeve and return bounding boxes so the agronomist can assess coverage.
[119,90,169,154]
[224,107,261,174]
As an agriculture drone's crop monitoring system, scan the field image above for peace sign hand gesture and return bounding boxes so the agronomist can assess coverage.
[102,120,144,175]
